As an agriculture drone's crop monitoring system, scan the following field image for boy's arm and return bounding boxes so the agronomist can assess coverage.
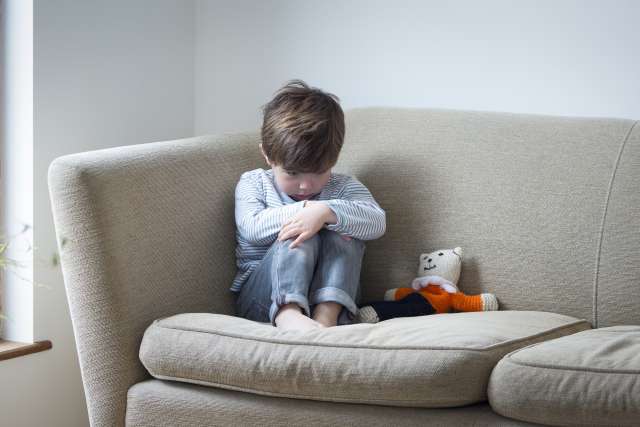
[235,173,305,245]
[320,176,386,241]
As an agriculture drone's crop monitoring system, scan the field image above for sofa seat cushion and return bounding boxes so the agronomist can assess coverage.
[488,326,640,426]
[139,310,590,408]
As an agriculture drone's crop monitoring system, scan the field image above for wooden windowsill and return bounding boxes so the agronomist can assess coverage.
[0,339,52,361]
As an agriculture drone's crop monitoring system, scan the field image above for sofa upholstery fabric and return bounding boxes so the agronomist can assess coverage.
[47,107,639,426]
[488,326,640,426]
[140,311,590,408]
[126,379,538,426]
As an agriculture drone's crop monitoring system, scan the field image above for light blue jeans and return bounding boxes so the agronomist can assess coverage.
[234,229,366,326]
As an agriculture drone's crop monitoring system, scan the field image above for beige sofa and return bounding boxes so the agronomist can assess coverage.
[48,108,640,426]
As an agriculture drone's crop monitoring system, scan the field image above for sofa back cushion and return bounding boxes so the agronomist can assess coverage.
[334,108,639,327]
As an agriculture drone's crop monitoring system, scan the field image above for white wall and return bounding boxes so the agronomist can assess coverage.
[194,0,640,135]
[2,1,639,426]
[0,1,195,426]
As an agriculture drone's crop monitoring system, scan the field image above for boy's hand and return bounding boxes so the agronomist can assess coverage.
[278,202,334,249]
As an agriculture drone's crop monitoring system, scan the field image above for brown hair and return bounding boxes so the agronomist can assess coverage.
[261,79,345,173]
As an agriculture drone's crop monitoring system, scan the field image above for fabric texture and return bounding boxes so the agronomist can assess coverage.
[126,379,538,427]
[232,168,385,292]
[488,326,640,426]
[47,107,639,426]
[597,122,640,326]
[336,109,638,328]
[139,310,590,408]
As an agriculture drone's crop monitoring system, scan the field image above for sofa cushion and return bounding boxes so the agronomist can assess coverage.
[488,326,640,426]
[139,310,590,408]
[127,379,539,426]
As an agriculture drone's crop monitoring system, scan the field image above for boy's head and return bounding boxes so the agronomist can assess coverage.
[260,80,345,200]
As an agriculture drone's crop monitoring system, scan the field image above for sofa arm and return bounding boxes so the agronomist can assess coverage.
[48,132,260,427]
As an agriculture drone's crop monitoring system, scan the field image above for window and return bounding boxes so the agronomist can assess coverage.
[0,0,49,360]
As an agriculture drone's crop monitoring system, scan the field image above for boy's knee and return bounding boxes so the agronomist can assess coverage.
[276,233,321,252]
[320,230,364,250]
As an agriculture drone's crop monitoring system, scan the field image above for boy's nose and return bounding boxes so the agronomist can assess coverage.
[299,181,312,191]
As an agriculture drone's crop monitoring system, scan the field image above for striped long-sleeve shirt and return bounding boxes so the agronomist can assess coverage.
[231,168,386,292]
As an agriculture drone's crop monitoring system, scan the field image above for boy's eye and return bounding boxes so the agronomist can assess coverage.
[285,171,298,176]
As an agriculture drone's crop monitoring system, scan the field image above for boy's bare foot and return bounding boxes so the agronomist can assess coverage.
[275,303,323,331]
[312,301,342,327]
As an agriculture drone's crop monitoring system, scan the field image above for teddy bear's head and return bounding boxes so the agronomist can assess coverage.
[417,247,463,285]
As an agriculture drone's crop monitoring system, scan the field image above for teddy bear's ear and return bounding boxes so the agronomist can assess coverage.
[453,247,463,257]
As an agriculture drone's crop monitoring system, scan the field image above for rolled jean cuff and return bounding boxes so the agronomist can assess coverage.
[269,293,311,326]
[309,287,359,317]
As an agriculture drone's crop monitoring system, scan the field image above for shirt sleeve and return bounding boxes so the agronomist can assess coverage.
[323,176,386,241]
[235,172,305,245]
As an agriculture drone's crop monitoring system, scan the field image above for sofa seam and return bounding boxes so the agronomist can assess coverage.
[594,120,638,328]
[147,372,476,406]
[501,354,640,375]
[496,328,640,365]
[151,317,590,352]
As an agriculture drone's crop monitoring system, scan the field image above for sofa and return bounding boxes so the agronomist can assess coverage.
[48,107,640,426]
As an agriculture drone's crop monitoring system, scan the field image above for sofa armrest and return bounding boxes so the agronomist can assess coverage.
[48,132,260,427]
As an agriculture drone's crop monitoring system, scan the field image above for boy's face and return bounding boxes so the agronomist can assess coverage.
[260,144,332,201]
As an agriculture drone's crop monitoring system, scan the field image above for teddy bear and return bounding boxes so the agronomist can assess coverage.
[355,247,499,323]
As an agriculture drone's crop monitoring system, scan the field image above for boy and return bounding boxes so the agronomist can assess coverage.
[231,80,386,331]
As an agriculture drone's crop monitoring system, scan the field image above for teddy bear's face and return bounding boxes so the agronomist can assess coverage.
[417,247,462,284]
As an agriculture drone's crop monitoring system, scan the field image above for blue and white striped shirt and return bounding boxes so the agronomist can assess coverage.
[231,168,386,292]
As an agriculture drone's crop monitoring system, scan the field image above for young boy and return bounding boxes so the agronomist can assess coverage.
[231,80,386,331]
